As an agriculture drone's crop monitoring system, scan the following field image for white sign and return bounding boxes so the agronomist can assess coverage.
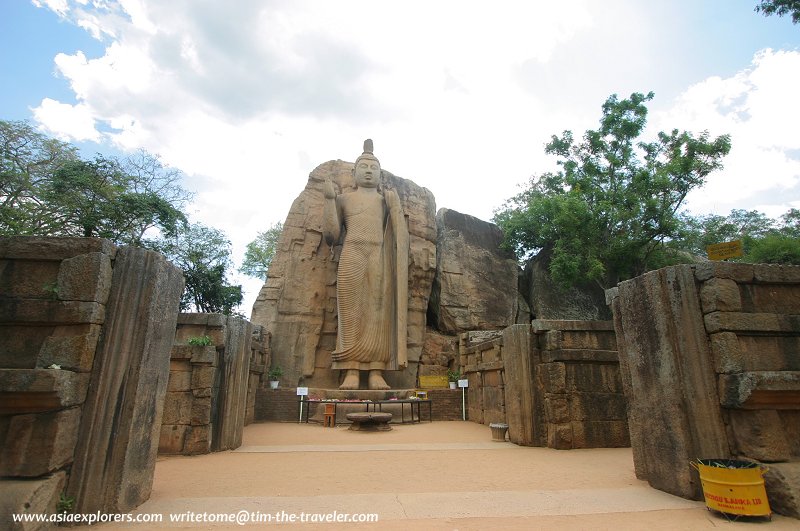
[296,387,309,396]
[458,379,469,388]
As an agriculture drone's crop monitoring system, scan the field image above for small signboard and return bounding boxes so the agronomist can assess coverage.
[706,240,744,261]
[296,387,309,396]
[458,379,469,388]
[419,375,449,388]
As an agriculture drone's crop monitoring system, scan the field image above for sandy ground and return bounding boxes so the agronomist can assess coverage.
[94,421,796,530]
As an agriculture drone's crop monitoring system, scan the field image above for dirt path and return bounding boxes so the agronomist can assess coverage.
[96,421,796,530]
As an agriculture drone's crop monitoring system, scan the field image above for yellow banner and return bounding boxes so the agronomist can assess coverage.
[706,240,744,261]
[419,375,449,388]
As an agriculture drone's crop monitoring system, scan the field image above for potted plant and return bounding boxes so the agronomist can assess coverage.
[268,366,283,389]
[447,369,461,390]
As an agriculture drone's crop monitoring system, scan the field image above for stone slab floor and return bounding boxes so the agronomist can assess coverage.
[94,421,797,530]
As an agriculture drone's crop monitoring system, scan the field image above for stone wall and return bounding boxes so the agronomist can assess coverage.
[461,322,627,450]
[250,160,437,389]
[160,313,267,455]
[608,263,800,518]
[460,331,506,425]
[0,236,183,521]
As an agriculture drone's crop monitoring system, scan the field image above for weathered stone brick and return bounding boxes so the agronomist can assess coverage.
[190,396,212,425]
[754,264,800,284]
[763,462,800,518]
[168,370,191,392]
[184,425,211,455]
[0,408,81,477]
[700,277,742,313]
[38,324,101,372]
[694,262,754,282]
[728,409,792,462]
[191,366,217,389]
[158,424,188,455]
[547,423,572,449]
[0,368,90,414]
[570,420,630,448]
[161,391,192,424]
[0,470,67,529]
[57,252,113,303]
[709,332,743,374]
[568,392,627,421]
[544,396,570,424]
[540,362,566,393]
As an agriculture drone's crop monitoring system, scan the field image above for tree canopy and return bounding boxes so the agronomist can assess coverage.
[1,119,243,314]
[493,92,732,289]
[239,222,283,280]
[755,1,800,24]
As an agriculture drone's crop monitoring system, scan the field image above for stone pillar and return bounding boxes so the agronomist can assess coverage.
[67,246,184,514]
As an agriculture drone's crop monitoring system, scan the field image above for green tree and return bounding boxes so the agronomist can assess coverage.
[747,234,800,264]
[239,222,283,280]
[154,223,243,314]
[677,209,775,257]
[1,121,190,245]
[755,1,800,23]
[0,120,79,235]
[493,92,731,289]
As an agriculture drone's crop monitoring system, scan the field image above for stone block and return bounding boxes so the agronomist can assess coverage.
[571,420,630,448]
[694,262,754,282]
[569,392,627,421]
[57,252,113,302]
[547,423,573,449]
[190,396,212,425]
[544,396,570,424]
[699,277,742,313]
[161,392,193,425]
[0,325,54,369]
[0,259,60,299]
[709,332,743,373]
[37,324,102,372]
[158,424,188,455]
[67,246,184,514]
[192,386,212,398]
[184,425,211,455]
[754,263,800,283]
[779,410,800,456]
[0,236,116,261]
[565,363,622,393]
[728,409,792,462]
[718,371,800,409]
[0,408,81,477]
[483,369,502,387]
[0,369,90,415]
[704,311,800,334]
[191,365,217,389]
[739,283,800,314]
[0,299,105,325]
[736,335,800,371]
[540,362,566,393]
[559,329,616,350]
[0,471,67,531]
[167,369,191,392]
[763,462,800,518]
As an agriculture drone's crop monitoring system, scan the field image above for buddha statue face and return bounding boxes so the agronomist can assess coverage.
[353,155,381,189]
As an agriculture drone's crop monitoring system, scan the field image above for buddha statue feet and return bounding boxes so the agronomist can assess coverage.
[339,369,360,390]
[368,370,390,390]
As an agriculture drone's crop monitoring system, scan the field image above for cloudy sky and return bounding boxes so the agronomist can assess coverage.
[2,0,799,315]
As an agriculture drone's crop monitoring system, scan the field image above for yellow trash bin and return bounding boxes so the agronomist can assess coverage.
[692,459,771,518]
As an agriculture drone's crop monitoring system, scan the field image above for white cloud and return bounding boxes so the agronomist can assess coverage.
[28,1,800,313]
[655,49,800,216]
[33,98,100,142]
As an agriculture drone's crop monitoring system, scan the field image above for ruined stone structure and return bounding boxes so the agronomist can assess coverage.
[0,236,184,519]
[460,321,627,449]
[608,263,800,518]
[159,314,269,455]
[251,160,437,390]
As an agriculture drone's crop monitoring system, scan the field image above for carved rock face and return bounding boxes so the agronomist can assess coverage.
[250,160,436,389]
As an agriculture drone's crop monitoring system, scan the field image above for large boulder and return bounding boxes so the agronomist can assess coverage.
[250,160,437,389]
[524,246,611,320]
[428,208,524,334]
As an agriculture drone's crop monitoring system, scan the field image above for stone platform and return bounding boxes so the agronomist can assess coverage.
[346,412,393,431]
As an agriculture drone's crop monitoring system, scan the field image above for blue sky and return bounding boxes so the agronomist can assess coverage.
[1,0,799,314]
